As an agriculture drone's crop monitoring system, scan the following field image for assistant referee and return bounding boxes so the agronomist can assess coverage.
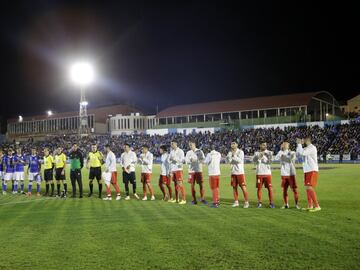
[87,143,104,198]
[69,143,84,198]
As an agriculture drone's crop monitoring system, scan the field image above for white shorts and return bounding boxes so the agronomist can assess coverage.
[102,172,112,185]
[4,173,15,181]
[14,172,25,181]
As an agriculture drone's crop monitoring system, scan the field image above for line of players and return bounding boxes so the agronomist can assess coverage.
[0,136,321,211]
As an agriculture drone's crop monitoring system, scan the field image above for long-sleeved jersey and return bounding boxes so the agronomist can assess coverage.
[274,150,296,176]
[253,150,272,175]
[4,155,15,173]
[14,154,26,172]
[205,150,221,176]
[29,155,41,173]
[160,153,171,176]
[226,149,245,175]
[296,144,319,173]
[105,151,117,172]
[120,150,137,172]
[139,151,153,173]
[185,148,205,173]
[169,147,185,172]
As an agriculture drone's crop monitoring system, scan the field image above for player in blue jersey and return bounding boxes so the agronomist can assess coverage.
[14,148,27,194]
[0,150,5,193]
[27,148,42,196]
[3,149,15,195]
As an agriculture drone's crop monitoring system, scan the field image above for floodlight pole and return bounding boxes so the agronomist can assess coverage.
[79,87,88,135]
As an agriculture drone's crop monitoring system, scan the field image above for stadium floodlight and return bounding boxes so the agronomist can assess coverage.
[70,61,94,86]
[47,110,53,116]
[18,115,23,123]
[69,61,95,135]
[326,113,329,117]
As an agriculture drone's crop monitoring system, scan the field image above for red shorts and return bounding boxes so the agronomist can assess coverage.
[281,176,297,189]
[188,172,203,184]
[141,173,151,183]
[256,175,272,188]
[304,171,318,187]
[209,176,220,189]
[231,174,246,187]
[172,171,183,182]
[111,172,118,184]
[159,175,171,185]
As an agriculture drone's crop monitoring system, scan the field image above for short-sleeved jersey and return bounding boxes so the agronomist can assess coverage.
[88,151,103,168]
[4,155,15,173]
[29,155,41,173]
[55,153,67,169]
[43,155,54,170]
[14,154,26,172]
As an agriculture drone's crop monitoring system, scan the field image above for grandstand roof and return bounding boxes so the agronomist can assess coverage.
[157,92,328,118]
[8,104,142,123]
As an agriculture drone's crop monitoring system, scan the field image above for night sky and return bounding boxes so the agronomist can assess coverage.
[0,0,359,122]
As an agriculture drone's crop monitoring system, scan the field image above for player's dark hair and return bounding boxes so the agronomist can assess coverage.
[171,140,177,144]
[124,143,130,147]
[160,145,167,152]
[142,145,149,149]
[105,144,110,148]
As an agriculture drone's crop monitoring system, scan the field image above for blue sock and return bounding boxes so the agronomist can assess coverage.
[3,183,6,192]
[14,182,18,192]
[21,182,24,192]
[36,184,41,193]
[28,182,33,193]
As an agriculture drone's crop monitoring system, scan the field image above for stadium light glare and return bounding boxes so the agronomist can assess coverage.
[18,115,23,122]
[47,110,53,116]
[326,113,329,117]
[70,61,95,86]
[80,101,88,106]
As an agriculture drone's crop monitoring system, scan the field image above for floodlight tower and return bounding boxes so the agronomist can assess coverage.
[70,61,94,135]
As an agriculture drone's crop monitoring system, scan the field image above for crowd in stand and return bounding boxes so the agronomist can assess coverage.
[1,122,359,159]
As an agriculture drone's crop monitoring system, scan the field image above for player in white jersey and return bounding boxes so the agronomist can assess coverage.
[158,145,173,201]
[253,142,274,208]
[169,140,186,204]
[120,143,139,200]
[226,141,249,208]
[274,142,300,209]
[139,145,155,201]
[204,145,221,208]
[296,137,321,212]
[103,144,121,201]
[185,141,207,205]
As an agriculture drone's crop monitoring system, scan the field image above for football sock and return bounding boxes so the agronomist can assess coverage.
[89,182,93,193]
[306,190,312,208]
[106,185,111,195]
[181,186,186,200]
[14,181,18,192]
[308,189,319,207]
[45,183,49,194]
[159,184,166,197]
[233,187,239,201]
[64,183,68,194]
[242,188,249,202]
[293,189,299,205]
[200,184,205,200]
[191,185,196,201]
[57,184,60,195]
[20,181,24,192]
[283,188,288,204]
[36,183,41,193]
[28,181,33,193]
[51,183,54,194]
[257,188,262,203]
[3,182,6,192]
[98,183,102,195]
[112,183,120,194]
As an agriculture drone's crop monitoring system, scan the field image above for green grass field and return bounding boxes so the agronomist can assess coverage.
[0,163,359,270]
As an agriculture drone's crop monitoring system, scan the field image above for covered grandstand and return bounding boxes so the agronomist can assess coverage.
[156,91,342,128]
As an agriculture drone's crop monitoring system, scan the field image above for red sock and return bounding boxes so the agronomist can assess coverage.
[306,189,312,208]
[200,184,205,200]
[241,187,249,202]
[191,185,196,201]
[112,183,120,194]
[106,185,111,196]
[233,187,239,201]
[293,189,299,205]
[159,184,166,197]
[215,188,220,203]
[257,188,262,203]
[167,184,173,199]
[308,189,319,207]
[268,187,273,203]
[174,184,179,201]
[211,188,216,203]
[181,186,186,200]
[283,188,288,204]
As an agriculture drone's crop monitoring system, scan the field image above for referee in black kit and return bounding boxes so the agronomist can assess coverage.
[69,143,84,198]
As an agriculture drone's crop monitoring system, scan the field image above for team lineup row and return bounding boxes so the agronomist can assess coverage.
[0,137,321,211]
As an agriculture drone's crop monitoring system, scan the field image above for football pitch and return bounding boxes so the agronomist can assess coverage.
[0,164,359,270]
